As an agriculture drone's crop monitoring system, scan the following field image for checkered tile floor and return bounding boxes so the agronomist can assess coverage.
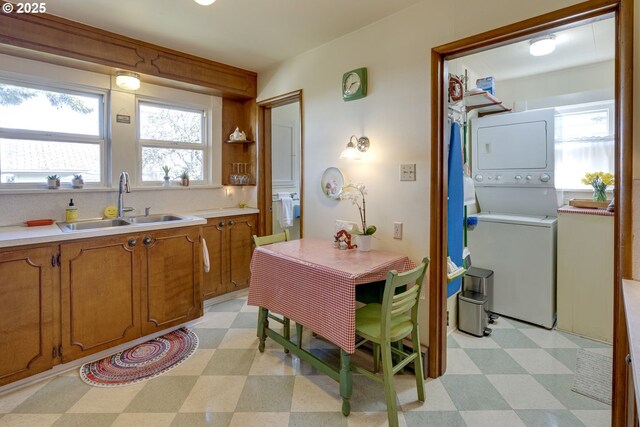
[0,295,611,426]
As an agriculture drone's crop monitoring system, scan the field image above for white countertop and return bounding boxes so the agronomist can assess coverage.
[0,207,259,249]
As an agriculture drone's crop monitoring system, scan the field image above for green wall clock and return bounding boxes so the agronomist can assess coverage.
[342,67,367,101]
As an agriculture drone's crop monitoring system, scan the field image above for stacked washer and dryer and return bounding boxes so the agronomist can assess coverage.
[468,109,558,329]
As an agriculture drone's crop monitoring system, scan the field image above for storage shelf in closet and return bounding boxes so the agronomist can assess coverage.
[465,90,511,116]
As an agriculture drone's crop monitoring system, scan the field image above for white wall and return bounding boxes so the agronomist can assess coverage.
[257,0,586,343]
[0,54,256,225]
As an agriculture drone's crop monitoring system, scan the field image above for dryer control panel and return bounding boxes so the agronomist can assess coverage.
[474,172,553,186]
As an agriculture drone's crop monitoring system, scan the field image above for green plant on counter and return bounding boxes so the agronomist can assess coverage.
[180,170,189,180]
[47,174,60,180]
[162,165,171,176]
[73,174,82,180]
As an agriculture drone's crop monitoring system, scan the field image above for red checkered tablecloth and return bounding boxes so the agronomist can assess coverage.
[247,239,416,354]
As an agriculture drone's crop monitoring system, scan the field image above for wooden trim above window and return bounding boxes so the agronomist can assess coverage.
[0,1,257,100]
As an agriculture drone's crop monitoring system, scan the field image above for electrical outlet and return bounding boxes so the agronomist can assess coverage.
[400,164,416,181]
[393,222,403,239]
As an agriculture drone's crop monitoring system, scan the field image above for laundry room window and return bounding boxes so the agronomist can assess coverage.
[554,100,615,189]
[0,80,105,187]
[137,100,208,184]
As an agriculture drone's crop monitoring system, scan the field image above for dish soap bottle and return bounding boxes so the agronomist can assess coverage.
[66,199,78,222]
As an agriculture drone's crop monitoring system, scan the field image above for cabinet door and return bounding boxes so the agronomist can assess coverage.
[201,219,227,300]
[227,215,256,291]
[60,236,141,362]
[141,227,203,335]
[0,246,56,386]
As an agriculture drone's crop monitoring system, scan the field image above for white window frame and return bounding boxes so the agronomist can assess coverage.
[0,77,108,189]
[554,100,615,191]
[136,98,210,186]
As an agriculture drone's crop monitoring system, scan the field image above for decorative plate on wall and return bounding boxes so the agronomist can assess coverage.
[321,167,344,199]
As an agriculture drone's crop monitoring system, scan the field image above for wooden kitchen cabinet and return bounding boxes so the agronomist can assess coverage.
[141,227,203,336]
[0,245,57,386]
[202,214,257,299]
[60,235,142,362]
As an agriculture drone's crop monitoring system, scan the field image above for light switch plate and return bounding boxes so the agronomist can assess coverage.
[400,164,416,181]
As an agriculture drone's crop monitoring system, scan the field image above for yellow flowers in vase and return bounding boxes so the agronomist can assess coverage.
[581,171,614,202]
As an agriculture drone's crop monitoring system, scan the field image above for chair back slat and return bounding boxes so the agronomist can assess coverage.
[379,257,429,342]
[253,229,290,247]
[390,286,419,316]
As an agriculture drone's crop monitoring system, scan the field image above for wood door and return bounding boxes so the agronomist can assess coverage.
[0,246,56,386]
[141,227,203,335]
[227,215,256,291]
[201,218,228,300]
[60,235,141,362]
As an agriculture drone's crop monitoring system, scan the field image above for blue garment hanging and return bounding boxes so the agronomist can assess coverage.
[447,121,464,297]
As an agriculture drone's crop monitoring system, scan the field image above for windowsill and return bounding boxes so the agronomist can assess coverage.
[0,185,224,194]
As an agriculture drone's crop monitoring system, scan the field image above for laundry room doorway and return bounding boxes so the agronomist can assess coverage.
[428,1,633,424]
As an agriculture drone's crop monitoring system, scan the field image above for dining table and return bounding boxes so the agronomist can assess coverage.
[247,238,415,416]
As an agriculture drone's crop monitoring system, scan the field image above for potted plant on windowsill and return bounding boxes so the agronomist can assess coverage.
[72,174,84,189]
[162,165,171,187]
[47,174,60,189]
[180,170,190,187]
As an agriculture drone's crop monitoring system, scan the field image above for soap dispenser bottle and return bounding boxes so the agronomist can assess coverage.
[66,198,78,222]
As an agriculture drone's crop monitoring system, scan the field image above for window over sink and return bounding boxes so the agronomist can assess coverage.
[137,101,208,184]
[0,80,106,187]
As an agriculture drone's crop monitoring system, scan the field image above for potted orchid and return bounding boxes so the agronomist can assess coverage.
[340,183,376,251]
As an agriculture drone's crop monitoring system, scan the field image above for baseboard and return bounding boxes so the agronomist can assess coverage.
[0,318,204,397]
[203,288,249,308]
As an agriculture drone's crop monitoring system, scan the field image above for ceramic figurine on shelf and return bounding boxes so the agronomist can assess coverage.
[229,127,246,141]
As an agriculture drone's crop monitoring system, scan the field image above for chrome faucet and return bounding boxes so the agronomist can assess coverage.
[117,172,134,218]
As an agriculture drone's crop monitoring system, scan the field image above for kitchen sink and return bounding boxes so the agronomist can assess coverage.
[58,218,131,232]
[127,214,184,224]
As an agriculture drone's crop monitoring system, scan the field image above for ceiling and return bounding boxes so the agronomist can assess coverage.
[456,16,615,81]
[44,0,423,72]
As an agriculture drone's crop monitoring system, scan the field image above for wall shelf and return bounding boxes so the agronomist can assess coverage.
[465,90,511,116]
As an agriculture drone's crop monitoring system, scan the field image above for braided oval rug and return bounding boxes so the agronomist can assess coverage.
[80,328,198,387]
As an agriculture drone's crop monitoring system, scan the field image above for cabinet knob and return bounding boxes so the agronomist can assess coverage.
[143,236,153,246]
[218,221,226,228]
[128,239,137,247]
[228,220,235,226]
[627,354,632,365]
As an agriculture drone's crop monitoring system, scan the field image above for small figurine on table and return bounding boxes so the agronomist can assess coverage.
[334,229,357,250]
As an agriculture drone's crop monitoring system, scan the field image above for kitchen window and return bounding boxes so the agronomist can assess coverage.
[137,100,208,184]
[554,100,615,189]
[0,80,105,187]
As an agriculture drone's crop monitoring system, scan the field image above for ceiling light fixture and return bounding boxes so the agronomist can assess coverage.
[529,35,556,56]
[194,0,216,5]
[339,135,370,160]
[115,71,141,90]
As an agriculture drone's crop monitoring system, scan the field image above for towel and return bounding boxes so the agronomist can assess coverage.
[277,192,293,228]
[202,237,210,273]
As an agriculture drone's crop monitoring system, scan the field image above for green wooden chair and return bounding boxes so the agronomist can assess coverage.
[252,230,293,349]
[352,257,429,427]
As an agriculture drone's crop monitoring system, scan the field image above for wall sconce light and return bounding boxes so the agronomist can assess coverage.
[115,71,141,90]
[529,35,556,56]
[194,0,216,5]
[339,135,370,160]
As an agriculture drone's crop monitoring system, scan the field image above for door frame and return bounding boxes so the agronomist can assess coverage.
[257,90,304,237]
[429,0,633,424]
